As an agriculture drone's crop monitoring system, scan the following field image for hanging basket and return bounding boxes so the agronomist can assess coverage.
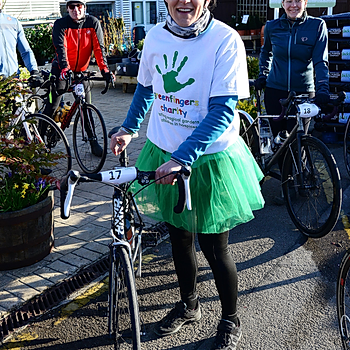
[0,192,54,271]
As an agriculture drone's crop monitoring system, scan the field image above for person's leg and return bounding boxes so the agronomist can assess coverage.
[81,79,103,157]
[197,231,238,325]
[42,74,65,119]
[154,224,201,336]
[168,224,198,308]
[198,232,242,350]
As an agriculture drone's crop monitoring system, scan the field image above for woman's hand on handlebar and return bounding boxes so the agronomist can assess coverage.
[110,130,132,155]
[156,160,182,185]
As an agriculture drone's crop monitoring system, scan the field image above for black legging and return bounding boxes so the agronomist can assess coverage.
[167,224,238,323]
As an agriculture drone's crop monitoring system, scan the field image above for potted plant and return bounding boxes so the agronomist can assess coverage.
[24,23,55,66]
[0,74,64,270]
[101,15,133,65]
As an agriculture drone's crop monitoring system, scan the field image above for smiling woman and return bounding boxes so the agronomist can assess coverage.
[108,0,265,348]
[282,0,308,20]
[165,0,211,27]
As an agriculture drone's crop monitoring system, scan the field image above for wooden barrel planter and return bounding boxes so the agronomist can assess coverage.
[0,192,54,271]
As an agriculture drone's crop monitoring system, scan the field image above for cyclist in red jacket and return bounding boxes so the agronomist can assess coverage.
[44,0,114,156]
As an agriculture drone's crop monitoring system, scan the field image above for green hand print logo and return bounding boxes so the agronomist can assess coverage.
[156,51,195,93]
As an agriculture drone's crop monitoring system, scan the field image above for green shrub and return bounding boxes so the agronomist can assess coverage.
[24,24,55,63]
[246,55,259,80]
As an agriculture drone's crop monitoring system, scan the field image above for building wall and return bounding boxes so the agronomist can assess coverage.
[214,0,349,26]
[3,0,60,20]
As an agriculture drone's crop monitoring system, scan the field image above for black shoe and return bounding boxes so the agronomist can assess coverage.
[154,301,201,336]
[211,319,242,350]
[90,140,103,157]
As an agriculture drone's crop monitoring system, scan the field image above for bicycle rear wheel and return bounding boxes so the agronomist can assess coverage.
[344,117,350,177]
[238,110,260,159]
[109,246,141,350]
[337,250,350,350]
[281,135,341,238]
[24,113,72,186]
[72,103,107,173]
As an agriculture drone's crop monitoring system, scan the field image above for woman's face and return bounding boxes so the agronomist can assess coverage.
[282,0,308,20]
[165,0,210,27]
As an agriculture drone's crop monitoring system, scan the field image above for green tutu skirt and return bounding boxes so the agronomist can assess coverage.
[131,136,265,234]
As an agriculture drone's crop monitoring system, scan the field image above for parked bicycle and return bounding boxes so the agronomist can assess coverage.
[337,248,350,350]
[239,87,345,238]
[60,128,191,349]
[343,102,350,177]
[32,70,111,174]
[6,80,71,186]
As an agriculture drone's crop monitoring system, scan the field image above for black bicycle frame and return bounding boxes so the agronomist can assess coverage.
[244,115,306,183]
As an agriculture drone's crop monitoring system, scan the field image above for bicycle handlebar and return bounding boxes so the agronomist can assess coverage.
[274,91,346,122]
[38,70,113,97]
[60,167,192,219]
[251,79,346,122]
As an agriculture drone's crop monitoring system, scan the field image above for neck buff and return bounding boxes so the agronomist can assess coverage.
[165,8,212,39]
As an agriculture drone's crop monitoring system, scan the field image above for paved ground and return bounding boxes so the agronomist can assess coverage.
[0,80,142,318]
[1,78,350,350]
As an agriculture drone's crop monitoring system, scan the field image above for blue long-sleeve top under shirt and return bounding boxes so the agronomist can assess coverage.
[122,83,238,167]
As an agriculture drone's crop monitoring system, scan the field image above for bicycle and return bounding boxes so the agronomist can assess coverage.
[337,249,350,349]
[343,100,350,177]
[59,129,191,349]
[33,70,111,174]
[5,81,72,186]
[238,87,345,238]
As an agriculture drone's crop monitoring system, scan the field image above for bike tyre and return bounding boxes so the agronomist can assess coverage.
[23,113,72,188]
[72,103,107,173]
[110,246,141,350]
[281,135,341,238]
[344,117,350,177]
[337,250,350,350]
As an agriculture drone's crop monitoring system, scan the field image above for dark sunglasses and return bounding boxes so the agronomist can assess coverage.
[68,3,83,10]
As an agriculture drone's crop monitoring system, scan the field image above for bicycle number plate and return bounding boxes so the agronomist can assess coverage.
[297,103,320,118]
[75,83,85,96]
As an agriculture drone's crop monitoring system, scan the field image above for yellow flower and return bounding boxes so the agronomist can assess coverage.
[21,194,25,198]
[21,190,26,196]
[14,184,19,189]
[23,183,30,190]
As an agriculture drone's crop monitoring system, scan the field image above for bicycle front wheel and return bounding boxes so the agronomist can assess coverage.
[281,135,342,238]
[72,103,107,173]
[109,246,141,350]
[344,117,350,177]
[337,250,350,350]
[24,113,72,185]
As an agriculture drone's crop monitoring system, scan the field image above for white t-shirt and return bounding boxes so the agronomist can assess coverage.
[138,19,250,154]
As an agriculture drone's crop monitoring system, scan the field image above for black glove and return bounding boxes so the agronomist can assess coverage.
[102,70,115,85]
[254,76,267,91]
[314,92,330,106]
[28,70,44,88]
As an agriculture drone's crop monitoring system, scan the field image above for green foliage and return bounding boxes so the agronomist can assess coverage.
[247,55,259,80]
[137,39,144,51]
[101,15,132,57]
[0,74,63,212]
[236,56,260,118]
[237,99,257,119]
[24,24,55,62]
[19,67,30,80]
